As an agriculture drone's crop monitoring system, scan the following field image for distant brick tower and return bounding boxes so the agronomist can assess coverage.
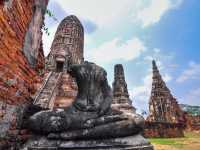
[112,64,136,113]
[147,60,184,123]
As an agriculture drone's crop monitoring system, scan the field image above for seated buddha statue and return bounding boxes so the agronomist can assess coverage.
[28,61,144,140]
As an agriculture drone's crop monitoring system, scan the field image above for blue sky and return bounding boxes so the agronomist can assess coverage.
[43,0,200,114]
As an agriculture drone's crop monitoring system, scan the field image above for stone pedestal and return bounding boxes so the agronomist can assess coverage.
[23,135,153,150]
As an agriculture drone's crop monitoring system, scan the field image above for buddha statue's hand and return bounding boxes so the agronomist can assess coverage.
[83,119,95,128]
[98,96,112,116]
[123,113,145,128]
[98,107,107,116]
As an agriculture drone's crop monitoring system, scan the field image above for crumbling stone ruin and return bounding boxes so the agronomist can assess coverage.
[144,60,185,138]
[112,64,136,114]
[184,113,200,131]
[180,104,200,131]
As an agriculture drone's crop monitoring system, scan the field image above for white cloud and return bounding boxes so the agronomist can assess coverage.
[135,0,183,27]
[43,0,183,55]
[136,0,171,27]
[130,72,152,103]
[54,0,141,27]
[85,37,146,63]
[176,61,200,83]
[53,0,183,28]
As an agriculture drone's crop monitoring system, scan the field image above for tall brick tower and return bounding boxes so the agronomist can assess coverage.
[34,15,85,109]
[147,60,184,123]
[50,15,84,108]
[46,15,84,72]
[112,64,136,113]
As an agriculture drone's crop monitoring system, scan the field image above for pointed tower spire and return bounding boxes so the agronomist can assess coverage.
[147,60,184,123]
[152,60,157,70]
[152,60,162,82]
[112,64,136,113]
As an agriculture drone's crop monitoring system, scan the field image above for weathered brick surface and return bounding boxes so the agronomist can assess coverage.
[144,121,184,138]
[184,113,200,131]
[54,73,78,108]
[0,0,37,104]
[0,101,31,149]
[0,0,48,148]
[0,0,47,105]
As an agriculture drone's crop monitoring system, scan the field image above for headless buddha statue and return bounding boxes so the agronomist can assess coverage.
[28,61,144,140]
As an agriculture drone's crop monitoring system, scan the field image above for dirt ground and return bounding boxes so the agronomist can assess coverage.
[149,132,200,150]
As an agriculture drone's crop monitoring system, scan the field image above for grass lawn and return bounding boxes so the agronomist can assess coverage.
[149,131,200,150]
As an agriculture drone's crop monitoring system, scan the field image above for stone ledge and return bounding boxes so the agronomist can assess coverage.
[28,147,57,150]
[23,134,153,150]
[28,145,153,150]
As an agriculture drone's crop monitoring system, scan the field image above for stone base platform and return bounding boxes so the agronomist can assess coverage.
[22,134,153,150]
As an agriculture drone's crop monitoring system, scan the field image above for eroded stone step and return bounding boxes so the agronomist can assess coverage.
[42,90,52,93]
[38,95,50,99]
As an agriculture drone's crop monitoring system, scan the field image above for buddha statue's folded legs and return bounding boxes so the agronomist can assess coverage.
[47,112,144,140]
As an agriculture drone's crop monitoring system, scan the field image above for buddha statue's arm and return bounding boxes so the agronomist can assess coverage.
[98,77,112,116]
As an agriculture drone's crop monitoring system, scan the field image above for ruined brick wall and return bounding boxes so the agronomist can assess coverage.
[144,121,184,138]
[0,0,48,148]
[0,0,47,105]
[184,113,200,131]
[0,0,35,104]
